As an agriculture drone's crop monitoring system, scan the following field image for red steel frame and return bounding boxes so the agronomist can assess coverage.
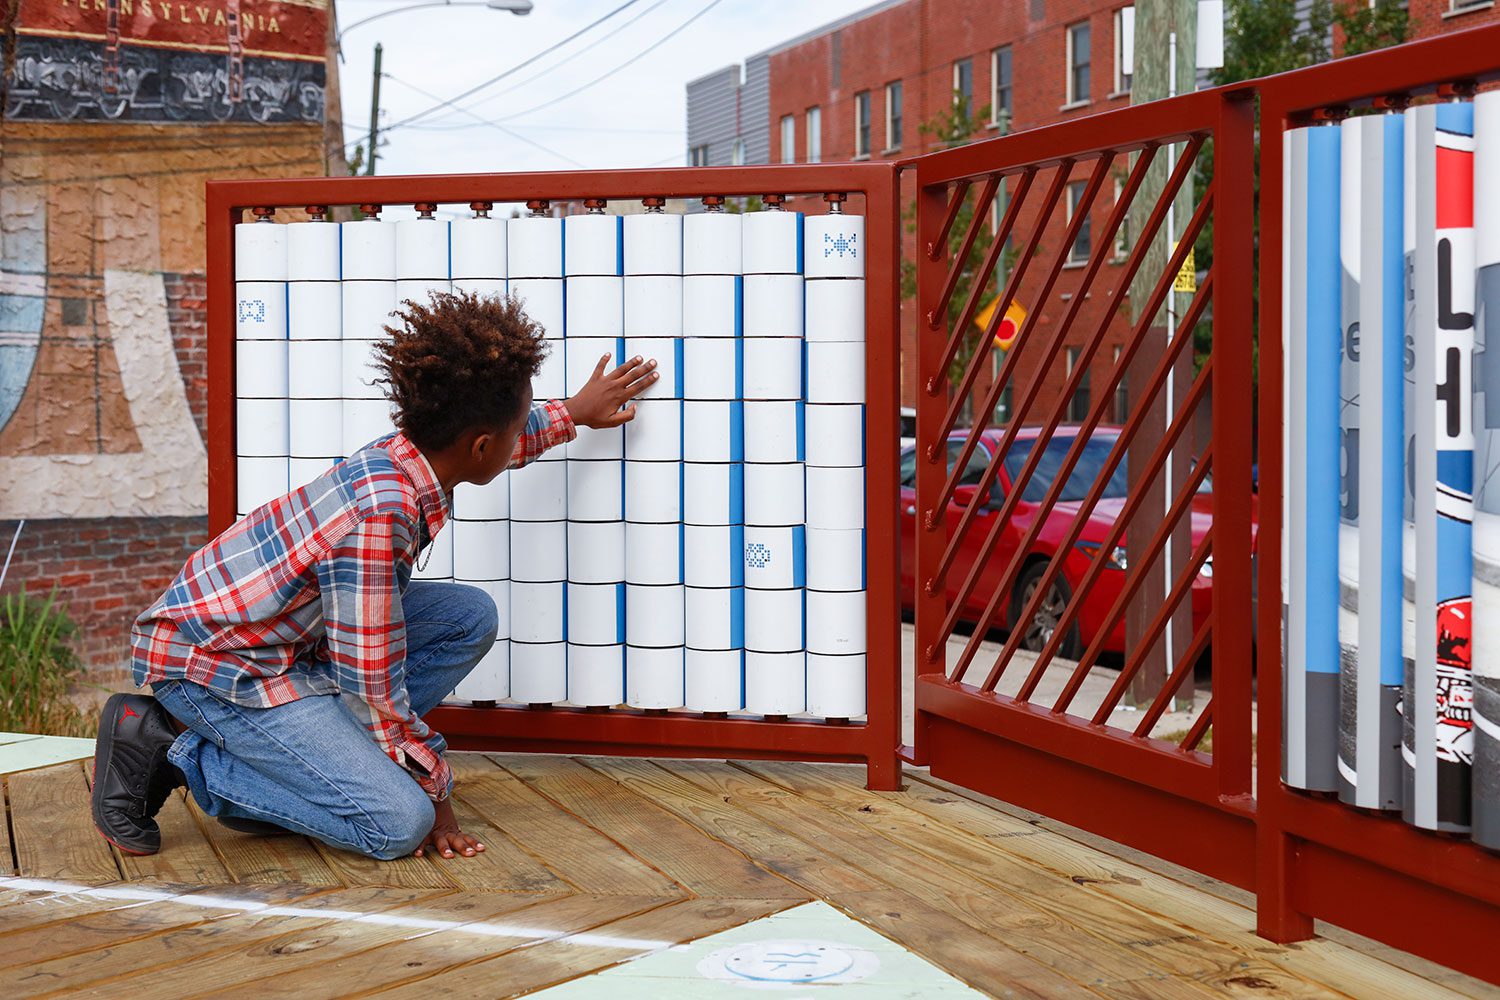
[204,165,904,791]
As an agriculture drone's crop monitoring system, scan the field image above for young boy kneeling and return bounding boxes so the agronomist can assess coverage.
[92,292,655,861]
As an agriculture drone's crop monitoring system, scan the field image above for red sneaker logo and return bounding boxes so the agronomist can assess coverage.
[118,704,139,727]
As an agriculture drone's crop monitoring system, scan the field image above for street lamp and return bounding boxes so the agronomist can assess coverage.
[338,0,532,46]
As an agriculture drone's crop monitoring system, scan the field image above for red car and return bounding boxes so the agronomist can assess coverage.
[899,425,1248,658]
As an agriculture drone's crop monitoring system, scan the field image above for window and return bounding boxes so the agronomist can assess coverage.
[886,80,903,150]
[953,57,974,109]
[1066,21,1092,105]
[1113,8,1132,94]
[854,90,872,157]
[779,115,795,164]
[1066,180,1091,264]
[900,447,918,487]
[1004,433,1128,502]
[1066,347,1092,422]
[991,46,1012,129]
[1112,345,1128,421]
[1112,178,1130,260]
[690,144,710,167]
[807,106,822,164]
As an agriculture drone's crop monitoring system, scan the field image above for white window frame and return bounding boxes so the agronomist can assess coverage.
[1113,8,1133,94]
[952,57,974,109]
[1066,20,1092,106]
[1066,180,1091,264]
[854,89,871,157]
[732,138,746,166]
[780,115,796,164]
[1112,177,1130,260]
[807,105,822,164]
[991,45,1012,129]
[885,80,903,151]
[690,144,710,167]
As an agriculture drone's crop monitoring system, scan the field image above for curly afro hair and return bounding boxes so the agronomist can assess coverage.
[372,290,549,450]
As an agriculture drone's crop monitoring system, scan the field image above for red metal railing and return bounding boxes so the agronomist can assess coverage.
[204,165,903,790]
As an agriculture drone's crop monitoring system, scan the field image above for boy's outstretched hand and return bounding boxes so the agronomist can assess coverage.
[564,354,658,428]
[414,797,486,859]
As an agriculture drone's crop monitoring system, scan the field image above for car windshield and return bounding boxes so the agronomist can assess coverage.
[1002,435,1129,502]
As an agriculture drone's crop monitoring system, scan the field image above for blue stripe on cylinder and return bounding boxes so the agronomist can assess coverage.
[792,525,806,587]
[615,583,626,643]
[678,522,686,584]
[562,581,569,642]
[729,401,745,462]
[615,217,624,275]
[729,525,745,585]
[729,464,745,523]
[734,277,743,337]
[861,529,868,589]
[730,588,745,647]
[674,338,685,396]
[795,402,806,462]
[795,213,805,272]
[734,337,745,398]
[1378,113,1405,687]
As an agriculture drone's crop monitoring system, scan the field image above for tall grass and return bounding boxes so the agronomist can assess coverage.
[0,589,94,737]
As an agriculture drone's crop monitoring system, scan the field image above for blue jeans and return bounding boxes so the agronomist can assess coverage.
[154,581,498,861]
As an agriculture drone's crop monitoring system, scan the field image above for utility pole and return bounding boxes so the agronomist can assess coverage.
[365,42,383,176]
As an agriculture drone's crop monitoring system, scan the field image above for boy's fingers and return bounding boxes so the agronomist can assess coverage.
[603,404,638,426]
[593,354,611,380]
[622,372,659,397]
[609,356,644,381]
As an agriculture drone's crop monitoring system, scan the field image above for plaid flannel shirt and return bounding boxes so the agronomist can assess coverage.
[132,400,574,800]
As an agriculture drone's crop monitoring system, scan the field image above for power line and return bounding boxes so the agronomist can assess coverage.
[404,121,684,134]
[381,73,586,167]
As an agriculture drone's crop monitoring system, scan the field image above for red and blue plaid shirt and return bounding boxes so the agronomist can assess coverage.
[132,400,574,800]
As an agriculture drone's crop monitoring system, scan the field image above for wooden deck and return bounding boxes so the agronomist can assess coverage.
[0,753,1492,998]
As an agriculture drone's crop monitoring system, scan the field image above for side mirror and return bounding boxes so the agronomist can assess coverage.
[953,484,995,512]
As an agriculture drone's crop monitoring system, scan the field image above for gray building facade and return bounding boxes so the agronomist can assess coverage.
[685,54,769,169]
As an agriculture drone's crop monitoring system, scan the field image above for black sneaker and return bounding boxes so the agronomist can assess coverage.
[90,694,184,855]
[217,816,295,836]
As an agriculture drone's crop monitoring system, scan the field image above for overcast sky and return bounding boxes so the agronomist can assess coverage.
[336,0,877,177]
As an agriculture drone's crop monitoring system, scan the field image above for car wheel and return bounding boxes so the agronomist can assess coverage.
[1012,561,1082,660]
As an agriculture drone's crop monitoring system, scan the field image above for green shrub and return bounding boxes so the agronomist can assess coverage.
[0,589,94,737]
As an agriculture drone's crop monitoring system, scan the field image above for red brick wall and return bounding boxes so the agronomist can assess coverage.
[1405,0,1500,41]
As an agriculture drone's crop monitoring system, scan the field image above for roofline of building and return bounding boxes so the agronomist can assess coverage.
[754,0,909,58]
[685,63,742,89]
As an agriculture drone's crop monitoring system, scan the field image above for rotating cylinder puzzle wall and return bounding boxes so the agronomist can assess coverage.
[232,202,868,721]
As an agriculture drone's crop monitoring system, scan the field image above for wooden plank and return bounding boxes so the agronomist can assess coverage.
[11,886,447,999]
[0,772,14,876]
[0,881,200,935]
[582,757,886,896]
[496,754,806,900]
[449,756,679,897]
[661,760,1222,999]
[313,840,458,891]
[363,896,789,1000]
[6,763,119,883]
[117,790,232,885]
[218,892,670,999]
[184,797,344,887]
[426,792,571,894]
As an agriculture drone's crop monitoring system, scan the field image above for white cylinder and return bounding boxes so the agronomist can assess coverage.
[236,398,289,457]
[288,340,341,398]
[745,651,806,715]
[804,404,864,467]
[235,221,287,281]
[340,220,397,281]
[683,275,741,337]
[534,340,567,402]
[685,649,745,712]
[236,282,288,341]
[288,282,341,340]
[510,641,566,704]
[626,645,684,709]
[804,214,865,279]
[454,475,510,520]
[565,276,624,338]
[466,579,511,640]
[412,531,453,581]
[626,521,683,585]
[806,527,865,591]
[290,399,342,458]
[511,581,564,643]
[237,339,288,398]
[341,281,397,341]
[396,278,451,308]
[683,401,744,462]
[807,653,865,718]
[743,525,805,590]
[624,399,682,461]
[744,463,804,526]
[510,520,566,582]
[568,460,624,521]
[568,425,625,461]
[342,398,394,454]
[683,463,744,526]
[564,214,623,277]
[567,582,626,645]
[452,277,508,299]
[682,337,743,401]
[743,275,805,338]
[340,338,386,400]
[684,212,743,275]
[684,524,744,587]
[453,519,511,582]
[743,401,804,463]
[567,644,624,707]
[567,520,625,583]
[742,211,803,274]
[450,216,507,280]
[509,277,565,337]
[685,586,744,650]
[625,461,682,522]
[805,342,864,403]
[626,337,682,398]
[508,215,563,279]
[287,222,340,281]
[624,212,683,275]
[742,339,803,400]
[289,457,337,488]
[509,459,568,521]
[805,589,866,655]
[745,587,804,653]
[626,584,685,647]
[453,637,510,703]
[565,337,624,396]
[236,455,288,513]
[806,466,865,530]
[624,276,685,337]
[805,278,866,342]
[395,219,450,280]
